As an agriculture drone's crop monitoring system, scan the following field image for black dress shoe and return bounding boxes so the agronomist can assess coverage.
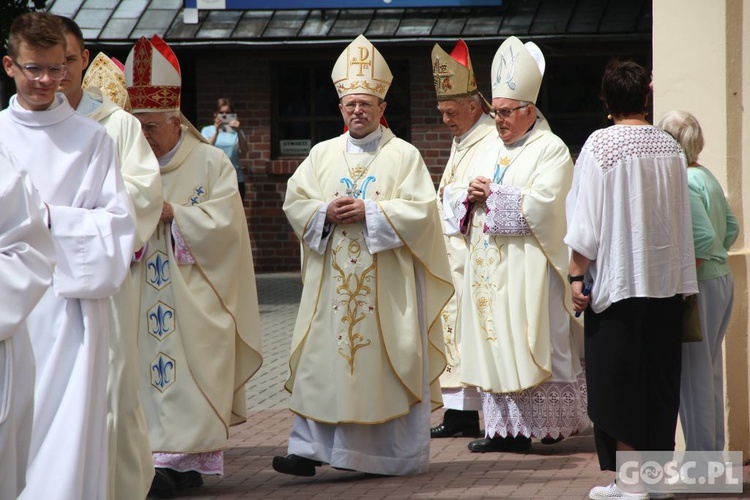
[430,409,481,438]
[468,435,532,453]
[149,468,203,497]
[540,435,565,445]
[148,468,176,498]
[167,469,203,490]
[272,454,323,477]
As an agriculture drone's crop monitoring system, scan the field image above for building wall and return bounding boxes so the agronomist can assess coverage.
[194,40,648,273]
[654,0,750,459]
[195,48,456,273]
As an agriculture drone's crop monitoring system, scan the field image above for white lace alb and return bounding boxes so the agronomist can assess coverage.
[482,369,589,439]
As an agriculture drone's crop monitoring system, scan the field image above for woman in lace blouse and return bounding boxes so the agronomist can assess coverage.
[564,61,698,500]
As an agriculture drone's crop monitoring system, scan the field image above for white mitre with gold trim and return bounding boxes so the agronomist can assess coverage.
[432,39,478,101]
[491,36,545,103]
[331,34,393,99]
[83,52,131,112]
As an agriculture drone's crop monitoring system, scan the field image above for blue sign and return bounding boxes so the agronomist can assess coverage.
[185,0,500,9]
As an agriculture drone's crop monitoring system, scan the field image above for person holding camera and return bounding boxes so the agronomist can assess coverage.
[201,97,248,199]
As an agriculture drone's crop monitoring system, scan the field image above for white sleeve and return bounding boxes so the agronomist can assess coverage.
[303,201,335,255]
[363,199,403,253]
[0,164,55,341]
[442,183,461,235]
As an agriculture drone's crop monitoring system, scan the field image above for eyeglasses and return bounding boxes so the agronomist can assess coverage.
[342,101,375,112]
[13,60,68,82]
[488,104,528,120]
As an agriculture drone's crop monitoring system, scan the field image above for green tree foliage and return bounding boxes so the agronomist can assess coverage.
[1,0,48,50]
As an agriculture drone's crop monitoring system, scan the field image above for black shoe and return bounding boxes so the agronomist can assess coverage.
[148,468,176,498]
[272,454,323,477]
[430,409,481,438]
[168,469,203,490]
[468,435,532,453]
[540,435,565,445]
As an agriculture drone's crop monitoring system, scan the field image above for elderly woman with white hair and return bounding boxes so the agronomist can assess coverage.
[657,110,739,452]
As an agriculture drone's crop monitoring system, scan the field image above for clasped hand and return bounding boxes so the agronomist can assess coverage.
[326,196,365,225]
[160,201,174,222]
[468,176,491,203]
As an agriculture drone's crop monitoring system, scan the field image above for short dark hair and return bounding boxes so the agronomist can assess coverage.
[7,12,66,60]
[600,60,651,118]
[56,15,85,53]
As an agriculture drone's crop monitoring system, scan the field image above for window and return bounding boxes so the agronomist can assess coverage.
[272,60,410,158]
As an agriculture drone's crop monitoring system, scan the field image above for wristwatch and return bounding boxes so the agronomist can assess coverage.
[567,274,585,284]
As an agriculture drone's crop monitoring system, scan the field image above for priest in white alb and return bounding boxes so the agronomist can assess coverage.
[125,35,263,497]
[0,144,56,500]
[274,34,453,478]
[57,16,164,500]
[444,36,589,453]
[1,12,136,500]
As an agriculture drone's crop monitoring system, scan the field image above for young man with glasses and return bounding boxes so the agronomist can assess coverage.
[443,36,589,453]
[0,12,135,500]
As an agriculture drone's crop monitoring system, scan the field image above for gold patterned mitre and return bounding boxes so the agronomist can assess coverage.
[331,34,393,99]
[82,52,131,112]
[431,39,478,101]
[491,36,545,103]
[125,35,181,113]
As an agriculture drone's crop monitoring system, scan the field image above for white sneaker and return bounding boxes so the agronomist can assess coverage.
[589,482,648,499]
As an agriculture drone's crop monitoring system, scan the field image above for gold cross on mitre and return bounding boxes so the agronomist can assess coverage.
[350,46,372,76]
[433,56,454,92]
[332,35,393,100]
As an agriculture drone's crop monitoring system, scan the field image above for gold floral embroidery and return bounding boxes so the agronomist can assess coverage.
[331,234,375,374]
[441,309,459,370]
[470,234,502,341]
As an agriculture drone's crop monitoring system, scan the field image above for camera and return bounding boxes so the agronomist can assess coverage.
[220,113,237,132]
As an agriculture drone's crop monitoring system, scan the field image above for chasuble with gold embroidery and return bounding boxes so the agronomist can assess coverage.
[283,127,453,425]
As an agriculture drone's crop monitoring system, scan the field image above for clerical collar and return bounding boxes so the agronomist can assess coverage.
[8,92,72,127]
[456,119,482,144]
[159,129,185,167]
[76,90,102,116]
[347,126,383,153]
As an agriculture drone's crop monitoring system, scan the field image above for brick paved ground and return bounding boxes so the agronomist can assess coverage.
[165,273,750,500]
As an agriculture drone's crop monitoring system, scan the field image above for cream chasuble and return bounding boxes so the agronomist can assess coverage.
[283,128,452,425]
[436,114,495,390]
[448,122,579,393]
[83,88,163,500]
[135,128,262,453]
